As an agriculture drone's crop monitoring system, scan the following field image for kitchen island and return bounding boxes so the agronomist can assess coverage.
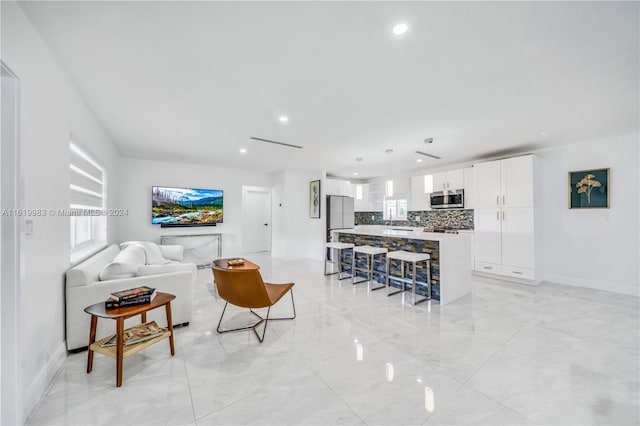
[332,226,471,305]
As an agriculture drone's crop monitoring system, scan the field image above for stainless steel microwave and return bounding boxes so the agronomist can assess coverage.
[430,189,464,209]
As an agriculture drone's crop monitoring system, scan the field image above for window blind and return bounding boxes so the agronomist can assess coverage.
[69,141,104,209]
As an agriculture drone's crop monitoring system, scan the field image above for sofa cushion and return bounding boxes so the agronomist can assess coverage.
[136,263,197,278]
[120,241,170,265]
[99,262,137,281]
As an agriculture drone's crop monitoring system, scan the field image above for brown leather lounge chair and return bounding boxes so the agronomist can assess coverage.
[212,266,296,343]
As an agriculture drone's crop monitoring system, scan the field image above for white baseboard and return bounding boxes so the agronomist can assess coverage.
[23,342,67,421]
[544,273,640,297]
[472,270,541,286]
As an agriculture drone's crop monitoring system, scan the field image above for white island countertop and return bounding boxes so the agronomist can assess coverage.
[336,226,470,241]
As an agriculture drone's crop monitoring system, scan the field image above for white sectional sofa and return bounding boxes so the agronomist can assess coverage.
[65,241,197,351]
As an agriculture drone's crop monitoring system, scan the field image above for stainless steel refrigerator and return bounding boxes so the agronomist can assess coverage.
[326,195,355,241]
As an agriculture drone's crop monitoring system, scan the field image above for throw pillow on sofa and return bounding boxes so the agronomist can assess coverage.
[159,244,184,262]
[99,245,146,281]
[120,241,170,265]
[99,262,136,280]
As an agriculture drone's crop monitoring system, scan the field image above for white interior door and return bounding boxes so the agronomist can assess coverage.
[1,61,22,426]
[242,187,272,253]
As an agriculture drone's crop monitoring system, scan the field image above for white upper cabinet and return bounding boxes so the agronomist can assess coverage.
[325,178,353,197]
[476,160,502,208]
[432,172,447,192]
[367,182,384,211]
[432,169,464,192]
[446,169,465,190]
[463,167,476,209]
[476,156,534,208]
[501,155,533,208]
[410,175,430,211]
[354,184,370,212]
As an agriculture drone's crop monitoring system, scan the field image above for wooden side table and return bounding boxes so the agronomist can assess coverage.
[84,292,176,387]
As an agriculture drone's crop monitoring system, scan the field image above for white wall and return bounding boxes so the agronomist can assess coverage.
[1,1,121,420]
[272,169,325,260]
[537,133,639,296]
[116,158,274,257]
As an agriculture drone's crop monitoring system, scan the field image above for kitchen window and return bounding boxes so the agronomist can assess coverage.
[383,199,407,220]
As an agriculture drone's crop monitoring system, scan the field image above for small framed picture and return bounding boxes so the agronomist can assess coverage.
[310,180,321,218]
[568,168,609,209]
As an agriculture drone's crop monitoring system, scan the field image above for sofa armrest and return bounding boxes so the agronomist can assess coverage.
[159,245,184,261]
[65,271,193,351]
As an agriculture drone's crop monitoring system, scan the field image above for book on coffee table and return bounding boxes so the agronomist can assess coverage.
[105,291,157,309]
[109,286,155,302]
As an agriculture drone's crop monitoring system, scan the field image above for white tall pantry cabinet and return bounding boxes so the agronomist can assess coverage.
[474,155,541,283]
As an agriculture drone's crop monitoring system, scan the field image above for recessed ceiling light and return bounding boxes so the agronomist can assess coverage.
[540,132,548,136]
[393,23,408,35]
[279,116,289,122]
[239,148,247,154]
[353,172,359,176]
[417,158,423,162]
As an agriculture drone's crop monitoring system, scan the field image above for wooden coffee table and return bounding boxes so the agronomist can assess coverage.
[84,292,176,387]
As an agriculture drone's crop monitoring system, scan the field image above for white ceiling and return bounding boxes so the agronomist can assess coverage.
[18,1,639,179]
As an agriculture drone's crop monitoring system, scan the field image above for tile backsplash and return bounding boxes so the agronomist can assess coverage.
[354,209,474,230]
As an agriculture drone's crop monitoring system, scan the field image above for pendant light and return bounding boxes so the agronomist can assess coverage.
[420,138,435,194]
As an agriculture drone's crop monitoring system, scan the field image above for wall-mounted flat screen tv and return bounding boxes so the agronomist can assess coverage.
[152,186,223,226]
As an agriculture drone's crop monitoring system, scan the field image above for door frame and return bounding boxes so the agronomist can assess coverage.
[1,60,23,425]
[241,186,272,253]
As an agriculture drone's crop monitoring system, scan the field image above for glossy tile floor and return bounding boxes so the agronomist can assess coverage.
[28,253,639,425]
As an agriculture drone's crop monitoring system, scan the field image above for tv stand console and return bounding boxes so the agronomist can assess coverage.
[160,233,222,268]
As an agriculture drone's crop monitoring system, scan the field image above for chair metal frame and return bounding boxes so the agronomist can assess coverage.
[216,290,296,343]
[212,264,296,343]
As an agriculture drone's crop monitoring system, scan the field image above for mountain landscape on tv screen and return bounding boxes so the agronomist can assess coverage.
[152,187,223,225]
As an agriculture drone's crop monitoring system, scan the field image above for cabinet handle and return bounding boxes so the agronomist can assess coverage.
[512,271,523,275]
[496,211,499,221]
[483,266,493,270]
[502,211,505,220]
[503,195,506,205]
[496,195,500,205]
